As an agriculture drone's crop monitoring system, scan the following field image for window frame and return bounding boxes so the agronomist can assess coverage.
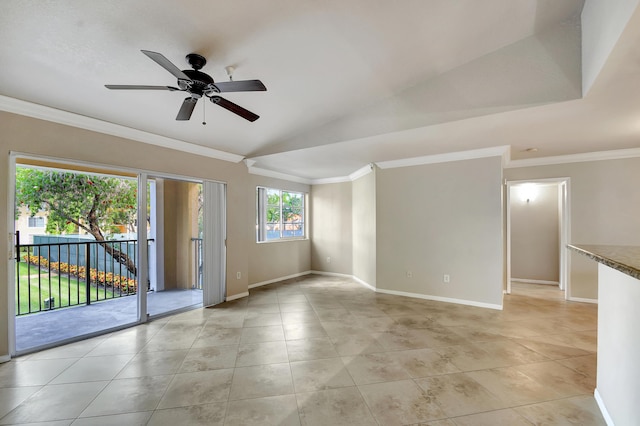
[256,186,306,242]
[28,216,45,228]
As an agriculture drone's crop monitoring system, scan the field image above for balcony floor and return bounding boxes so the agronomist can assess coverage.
[15,288,202,353]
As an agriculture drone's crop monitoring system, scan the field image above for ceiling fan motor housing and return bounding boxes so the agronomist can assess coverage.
[179,69,217,96]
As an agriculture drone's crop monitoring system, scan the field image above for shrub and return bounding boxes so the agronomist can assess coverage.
[22,255,137,293]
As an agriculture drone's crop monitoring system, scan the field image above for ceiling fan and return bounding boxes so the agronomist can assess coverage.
[105,50,266,122]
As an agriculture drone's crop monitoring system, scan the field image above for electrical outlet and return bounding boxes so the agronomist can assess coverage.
[406,271,413,278]
[443,274,450,283]
[326,256,331,263]
[236,272,241,279]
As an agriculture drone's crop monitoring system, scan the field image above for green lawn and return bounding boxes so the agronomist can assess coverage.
[15,261,117,315]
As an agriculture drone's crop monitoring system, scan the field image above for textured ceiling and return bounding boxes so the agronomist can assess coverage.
[1,0,639,179]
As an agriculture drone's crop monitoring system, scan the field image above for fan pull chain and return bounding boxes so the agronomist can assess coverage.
[202,99,206,125]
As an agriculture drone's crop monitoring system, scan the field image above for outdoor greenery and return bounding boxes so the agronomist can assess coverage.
[16,167,139,275]
[15,261,117,315]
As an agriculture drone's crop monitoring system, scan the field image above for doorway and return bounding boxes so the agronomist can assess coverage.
[9,154,227,355]
[506,178,570,299]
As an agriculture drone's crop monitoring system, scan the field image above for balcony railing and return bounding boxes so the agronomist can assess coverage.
[15,233,143,316]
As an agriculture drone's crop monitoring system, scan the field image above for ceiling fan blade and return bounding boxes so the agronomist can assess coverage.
[210,96,259,122]
[213,80,267,93]
[141,50,191,81]
[105,84,180,91]
[176,97,198,121]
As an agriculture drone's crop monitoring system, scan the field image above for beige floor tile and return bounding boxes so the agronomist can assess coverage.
[290,358,354,392]
[225,395,300,426]
[451,408,533,426]
[192,327,242,347]
[178,345,238,372]
[393,315,440,329]
[283,322,329,340]
[513,336,592,359]
[342,352,410,385]
[279,302,314,313]
[240,325,285,343]
[236,340,289,366]
[200,314,246,329]
[358,379,447,425]
[330,334,386,356]
[280,310,320,324]
[466,367,560,406]
[435,344,505,371]
[50,354,134,384]
[148,403,225,425]
[442,325,506,342]
[0,386,41,418]
[29,338,106,360]
[115,349,189,378]
[243,312,283,327]
[0,358,77,387]
[415,373,505,417]
[6,277,606,425]
[474,340,550,366]
[296,387,377,426]
[71,411,153,425]
[557,354,597,378]
[229,363,294,400]
[79,376,172,417]
[286,337,339,362]
[514,395,606,426]
[141,329,200,351]
[416,420,457,426]
[515,361,595,397]
[0,382,108,424]
[389,348,460,378]
[157,369,234,409]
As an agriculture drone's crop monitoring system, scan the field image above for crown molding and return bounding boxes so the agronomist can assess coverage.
[0,95,244,163]
[247,166,312,184]
[505,147,640,168]
[376,145,510,169]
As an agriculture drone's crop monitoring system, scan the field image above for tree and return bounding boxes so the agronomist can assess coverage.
[16,167,139,275]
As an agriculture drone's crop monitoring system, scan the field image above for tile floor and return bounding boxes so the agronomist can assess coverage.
[0,275,605,425]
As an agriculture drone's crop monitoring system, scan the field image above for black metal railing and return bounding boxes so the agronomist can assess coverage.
[191,237,203,290]
[15,232,143,316]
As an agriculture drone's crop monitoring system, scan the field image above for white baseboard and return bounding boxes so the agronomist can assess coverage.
[375,288,503,310]
[0,354,11,364]
[594,388,615,426]
[511,278,559,285]
[244,270,503,311]
[309,270,352,278]
[568,296,598,304]
[248,271,312,289]
[351,275,376,291]
[226,291,249,302]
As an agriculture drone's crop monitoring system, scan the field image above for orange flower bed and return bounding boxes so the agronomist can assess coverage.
[22,255,137,293]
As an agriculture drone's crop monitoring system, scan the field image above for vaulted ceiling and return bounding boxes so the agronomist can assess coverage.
[1,1,639,180]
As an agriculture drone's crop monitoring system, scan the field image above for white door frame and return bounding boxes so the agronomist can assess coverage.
[506,177,571,299]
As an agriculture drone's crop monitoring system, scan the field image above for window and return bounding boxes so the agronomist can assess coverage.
[28,216,45,228]
[257,187,305,241]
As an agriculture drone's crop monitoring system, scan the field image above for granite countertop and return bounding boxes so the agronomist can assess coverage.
[568,244,640,280]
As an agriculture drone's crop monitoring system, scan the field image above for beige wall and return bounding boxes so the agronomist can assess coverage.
[163,180,199,289]
[309,181,352,274]
[510,184,560,282]
[352,168,376,287]
[0,111,252,357]
[505,157,640,300]
[247,174,311,286]
[376,156,504,307]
